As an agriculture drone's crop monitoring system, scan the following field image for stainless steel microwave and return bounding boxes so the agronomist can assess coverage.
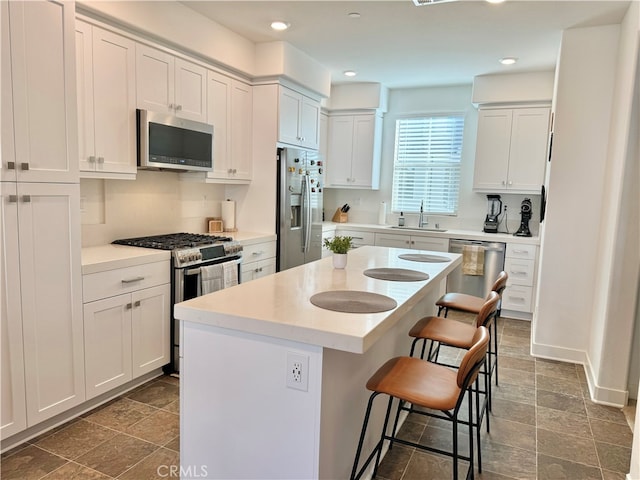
[137,109,214,172]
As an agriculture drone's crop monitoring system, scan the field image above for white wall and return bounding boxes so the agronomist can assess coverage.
[323,84,542,234]
[534,7,640,408]
[80,172,227,247]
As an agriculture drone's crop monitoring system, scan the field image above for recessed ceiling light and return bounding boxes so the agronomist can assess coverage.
[270,21,290,31]
[343,70,357,77]
[500,57,518,65]
[348,12,361,18]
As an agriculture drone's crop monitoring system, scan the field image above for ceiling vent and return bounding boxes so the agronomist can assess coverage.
[412,0,457,5]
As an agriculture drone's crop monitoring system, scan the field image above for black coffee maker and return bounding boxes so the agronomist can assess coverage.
[514,198,533,237]
[483,195,502,233]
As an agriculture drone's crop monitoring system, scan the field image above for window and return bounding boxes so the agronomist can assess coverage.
[391,114,464,215]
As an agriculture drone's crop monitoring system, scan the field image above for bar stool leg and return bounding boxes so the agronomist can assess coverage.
[372,397,395,479]
[351,393,379,480]
[493,318,499,386]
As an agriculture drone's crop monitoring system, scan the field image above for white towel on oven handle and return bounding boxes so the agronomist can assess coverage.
[223,260,239,289]
[200,264,224,294]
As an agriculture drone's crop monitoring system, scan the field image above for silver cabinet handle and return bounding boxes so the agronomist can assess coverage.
[169,103,174,110]
[7,161,15,170]
[252,251,264,256]
[21,162,29,170]
[121,276,144,284]
[512,249,529,254]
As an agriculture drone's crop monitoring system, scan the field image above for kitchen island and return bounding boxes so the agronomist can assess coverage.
[175,246,461,479]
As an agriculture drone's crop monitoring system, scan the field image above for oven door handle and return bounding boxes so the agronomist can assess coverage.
[185,268,201,276]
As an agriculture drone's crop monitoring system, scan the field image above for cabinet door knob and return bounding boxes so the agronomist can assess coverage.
[169,103,174,110]
[176,104,182,111]
[21,162,29,171]
[125,303,133,310]
[8,195,17,203]
[97,157,104,164]
[7,161,15,170]
[22,195,31,203]
[134,300,141,307]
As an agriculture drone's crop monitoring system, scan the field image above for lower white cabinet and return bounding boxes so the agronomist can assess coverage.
[82,263,170,400]
[241,240,276,282]
[335,229,375,248]
[375,233,449,252]
[1,182,85,438]
[502,243,538,314]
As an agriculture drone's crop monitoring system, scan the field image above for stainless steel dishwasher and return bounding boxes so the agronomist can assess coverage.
[447,239,506,298]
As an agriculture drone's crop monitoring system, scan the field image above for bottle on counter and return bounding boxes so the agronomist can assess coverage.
[398,211,405,226]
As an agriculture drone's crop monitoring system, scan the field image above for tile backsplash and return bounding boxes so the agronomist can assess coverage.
[80,170,226,247]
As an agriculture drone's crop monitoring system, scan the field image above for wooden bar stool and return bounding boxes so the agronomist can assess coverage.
[350,327,489,480]
[409,291,500,422]
[435,271,508,387]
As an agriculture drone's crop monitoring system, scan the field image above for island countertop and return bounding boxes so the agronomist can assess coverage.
[174,245,461,354]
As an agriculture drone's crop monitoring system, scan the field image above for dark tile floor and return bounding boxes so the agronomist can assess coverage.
[375,315,634,480]
[0,316,634,479]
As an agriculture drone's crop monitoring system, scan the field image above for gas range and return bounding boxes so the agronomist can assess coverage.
[112,232,243,268]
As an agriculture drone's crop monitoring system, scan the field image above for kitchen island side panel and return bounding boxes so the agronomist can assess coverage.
[319,279,444,479]
[181,322,323,479]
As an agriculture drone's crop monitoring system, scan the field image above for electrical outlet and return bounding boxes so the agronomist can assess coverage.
[286,352,309,391]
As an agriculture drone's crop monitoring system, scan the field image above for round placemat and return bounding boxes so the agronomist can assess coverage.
[363,268,429,282]
[310,290,397,313]
[398,253,451,263]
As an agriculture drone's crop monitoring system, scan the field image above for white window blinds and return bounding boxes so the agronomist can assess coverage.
[391,114,464,215]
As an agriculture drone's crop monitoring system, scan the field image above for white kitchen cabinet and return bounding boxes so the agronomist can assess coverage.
[336,229,376,248]
[241,241,276,282]
[473,106,550,193]
[278,86,320,150]
[325,112,382,189]
[1,182,85,431]
[375,232,449,252]
[136,44,207,122]
[3,0,78,183]
[83,263,170,399]
[206,71,253,182]
[0,183,27,439]
[76,21,136,177]
[502,243,538,315]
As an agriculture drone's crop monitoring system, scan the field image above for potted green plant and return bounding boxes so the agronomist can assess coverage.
[323,235,353,269]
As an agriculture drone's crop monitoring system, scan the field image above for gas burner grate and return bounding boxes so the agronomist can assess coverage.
[112,232,233,250]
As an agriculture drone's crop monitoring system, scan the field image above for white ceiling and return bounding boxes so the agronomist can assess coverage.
[181,0,630,89]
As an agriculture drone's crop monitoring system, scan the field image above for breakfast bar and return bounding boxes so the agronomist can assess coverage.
[175,246,461,479]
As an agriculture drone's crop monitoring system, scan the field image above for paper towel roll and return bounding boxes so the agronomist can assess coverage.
[221,200,236,231]
[378,202,387,225]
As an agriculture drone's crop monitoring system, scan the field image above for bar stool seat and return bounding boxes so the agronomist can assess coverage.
[436,292,485,315]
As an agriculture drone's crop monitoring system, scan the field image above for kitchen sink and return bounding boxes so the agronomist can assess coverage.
[389,226,448,233]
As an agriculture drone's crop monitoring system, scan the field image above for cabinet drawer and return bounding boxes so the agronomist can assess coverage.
[501,285,533,313]
[242,241,276,262]
[336,229,375,247]
[83,261,170,303]
[506,243,537,260]
[411,236,449,252]
[504,258,535,287]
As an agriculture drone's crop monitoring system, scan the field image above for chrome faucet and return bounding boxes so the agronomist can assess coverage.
[418,200,428,228]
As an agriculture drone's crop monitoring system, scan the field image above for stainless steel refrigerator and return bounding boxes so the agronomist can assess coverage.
[276,147,324,271]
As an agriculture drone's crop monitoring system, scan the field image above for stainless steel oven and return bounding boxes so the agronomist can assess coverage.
[113,233,242,374]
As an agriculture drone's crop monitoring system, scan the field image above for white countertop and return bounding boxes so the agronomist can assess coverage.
[174,245,461,354]
[323,222,540,245]
[81,231,276,274]
[81,245,171,274]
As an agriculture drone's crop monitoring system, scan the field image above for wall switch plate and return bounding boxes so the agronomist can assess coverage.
[286,352,309,392]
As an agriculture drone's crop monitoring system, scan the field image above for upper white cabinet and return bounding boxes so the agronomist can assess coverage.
[206,71,253,182]
[136,44,207,122]
[76,21,136,177]
[278,86,320,150]
[2,0,78,183]
[473,106,550,193]
[325,112,382,189]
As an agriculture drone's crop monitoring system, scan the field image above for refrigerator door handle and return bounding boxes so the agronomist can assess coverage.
[302,175,312,253]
